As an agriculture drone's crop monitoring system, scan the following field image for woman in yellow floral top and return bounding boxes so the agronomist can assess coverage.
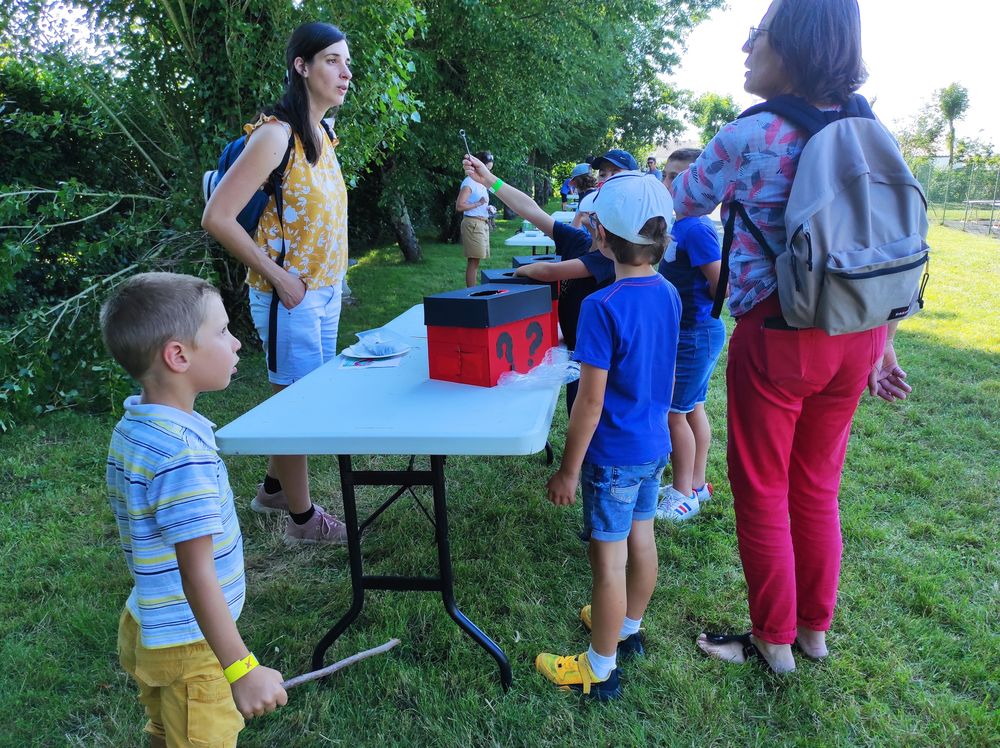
[203,21,352,545]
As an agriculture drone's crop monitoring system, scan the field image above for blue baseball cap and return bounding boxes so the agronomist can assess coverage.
[592,149,639,172]
[569,163,591,179]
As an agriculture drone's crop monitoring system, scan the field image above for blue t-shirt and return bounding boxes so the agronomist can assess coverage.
[657,216,721,328]
[552,220,591,261]
[573,275,681,465]
[560,177,574,199]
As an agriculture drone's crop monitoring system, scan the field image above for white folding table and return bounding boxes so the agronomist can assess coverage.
[504,231,556,256]
[549,210,576,223]
[216,305,561,690]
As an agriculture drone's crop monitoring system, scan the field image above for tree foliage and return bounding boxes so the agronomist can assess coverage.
[688,91,740,146]
[1,0,721,428]
[937,82,970,168]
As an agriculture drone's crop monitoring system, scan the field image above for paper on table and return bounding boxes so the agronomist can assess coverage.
[338,356,403,369]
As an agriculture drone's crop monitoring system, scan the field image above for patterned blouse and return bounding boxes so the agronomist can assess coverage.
[244,115,348,292]
[672,112,809,316]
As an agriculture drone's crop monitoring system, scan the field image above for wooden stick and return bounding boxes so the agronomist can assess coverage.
[280,638,401,690]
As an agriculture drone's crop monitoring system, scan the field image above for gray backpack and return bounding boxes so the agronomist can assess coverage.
[713,95,930,335]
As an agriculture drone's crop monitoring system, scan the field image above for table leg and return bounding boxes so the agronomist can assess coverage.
[310,454,512,691]
[429,455,513,691]
[311,455,365,672]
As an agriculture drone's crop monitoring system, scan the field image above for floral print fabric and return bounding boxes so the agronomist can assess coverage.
[672,112,809,316]
[244,115,348,292]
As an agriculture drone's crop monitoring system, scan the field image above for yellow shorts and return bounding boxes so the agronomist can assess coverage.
[117,609,244,747]
[461,217,491,259]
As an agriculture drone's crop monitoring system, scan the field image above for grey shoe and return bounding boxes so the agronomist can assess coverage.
[284,506,349,546]
[251,483,288,514]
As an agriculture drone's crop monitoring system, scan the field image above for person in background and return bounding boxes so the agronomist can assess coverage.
[645,155,663,181]
[567,163,597,212]
[653,148,726,522]
[560,174,576,210]
[456,149,495,287]
[202,22,353,544]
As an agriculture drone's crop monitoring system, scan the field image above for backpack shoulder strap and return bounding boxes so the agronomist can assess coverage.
[739,94,877,139]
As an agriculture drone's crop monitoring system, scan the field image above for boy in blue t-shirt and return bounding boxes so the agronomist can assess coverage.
[532,173,682,699]
[101,273,287,745]
[655,148,727,522]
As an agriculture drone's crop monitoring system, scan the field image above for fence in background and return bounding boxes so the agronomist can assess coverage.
[916,159,1000,238]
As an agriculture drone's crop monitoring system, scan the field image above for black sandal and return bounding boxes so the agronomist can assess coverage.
[700,631,776,673]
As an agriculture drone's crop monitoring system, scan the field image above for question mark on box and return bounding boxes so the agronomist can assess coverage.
[496,332,514,369]
[525,322,543,367]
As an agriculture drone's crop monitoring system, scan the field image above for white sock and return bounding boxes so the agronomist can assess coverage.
[619,616,641,638]
[586,645,617,680]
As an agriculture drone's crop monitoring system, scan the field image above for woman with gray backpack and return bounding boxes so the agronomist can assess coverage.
[202,21,353,545]
[669,0,926,672]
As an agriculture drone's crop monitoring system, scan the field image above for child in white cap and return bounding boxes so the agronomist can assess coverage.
[465,158,681,700]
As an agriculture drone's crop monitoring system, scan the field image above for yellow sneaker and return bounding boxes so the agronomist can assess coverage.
[534,651,621,701]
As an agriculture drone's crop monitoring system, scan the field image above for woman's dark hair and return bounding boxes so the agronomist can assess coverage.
[475,150,494,164]
[571,173,597,192]
[264,22,346,165]
[603,216,670,266]
[769,0,867,105]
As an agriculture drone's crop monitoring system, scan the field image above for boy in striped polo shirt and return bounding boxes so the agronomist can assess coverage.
[102,273,286,747]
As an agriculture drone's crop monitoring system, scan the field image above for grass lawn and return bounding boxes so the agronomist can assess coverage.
[1,220,997,746]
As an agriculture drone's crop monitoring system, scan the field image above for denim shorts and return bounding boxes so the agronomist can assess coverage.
[249,282,343,385]
[581,457,668,542]
[671,317,727,414]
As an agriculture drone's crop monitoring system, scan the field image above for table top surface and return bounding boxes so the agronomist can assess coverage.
[216,305,561,457]
[549,211,576,223]
[504,232,556,247]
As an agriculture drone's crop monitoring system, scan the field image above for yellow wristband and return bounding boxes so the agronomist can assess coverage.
[223,653,259,684]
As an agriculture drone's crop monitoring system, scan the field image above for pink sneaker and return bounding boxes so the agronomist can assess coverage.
[284,506,349,546]
[251,484,288,514]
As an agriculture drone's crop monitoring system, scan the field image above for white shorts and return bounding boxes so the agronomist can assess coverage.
[248,283,343,385]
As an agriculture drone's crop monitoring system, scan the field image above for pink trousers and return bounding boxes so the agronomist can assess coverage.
[726,295,885,644]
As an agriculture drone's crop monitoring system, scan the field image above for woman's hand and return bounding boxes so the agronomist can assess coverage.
[463,154,496,188]
[868,338,911,402]
[273,271,308,309]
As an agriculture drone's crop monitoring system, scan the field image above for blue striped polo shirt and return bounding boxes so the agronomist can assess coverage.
[106,396,245,649]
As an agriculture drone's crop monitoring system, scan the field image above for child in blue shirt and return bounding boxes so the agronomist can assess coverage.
[655,148,727,521]
[102,273,287,746]
[464,158,681,699]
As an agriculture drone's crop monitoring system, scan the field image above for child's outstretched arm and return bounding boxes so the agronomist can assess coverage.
[463,154,556,237]
[515,258,591,282]
[177,536,288,719]
[546,363,607,505]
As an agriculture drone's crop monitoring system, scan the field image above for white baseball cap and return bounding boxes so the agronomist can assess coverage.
[577,191,597,214]
[592,171,673,245]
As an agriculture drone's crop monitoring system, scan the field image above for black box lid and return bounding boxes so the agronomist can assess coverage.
[423,284,551,328]
[480,268,558,300]
[512,254,561,268]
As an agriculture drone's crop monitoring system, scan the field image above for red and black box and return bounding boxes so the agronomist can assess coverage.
[480,268,559,347]
[512,254,560,268]
[424,284,553,387]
